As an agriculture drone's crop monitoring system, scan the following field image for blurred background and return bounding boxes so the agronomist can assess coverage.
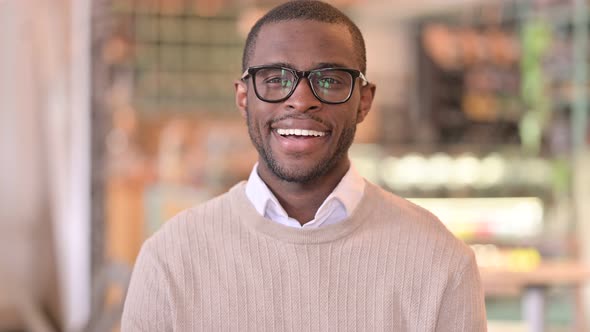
[1,0,590,331]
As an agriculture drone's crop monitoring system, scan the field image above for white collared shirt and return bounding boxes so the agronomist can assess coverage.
[245,163,365,228]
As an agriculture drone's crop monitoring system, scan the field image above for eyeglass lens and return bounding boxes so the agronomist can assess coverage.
[253,68,354,103]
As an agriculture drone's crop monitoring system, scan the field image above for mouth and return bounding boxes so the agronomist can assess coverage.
[271,127,330,154]
[275,128,328,138]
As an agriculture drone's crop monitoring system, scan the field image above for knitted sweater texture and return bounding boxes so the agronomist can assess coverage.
[122,181,487,331]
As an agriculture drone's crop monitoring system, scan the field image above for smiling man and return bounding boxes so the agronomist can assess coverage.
[122,1,487,331]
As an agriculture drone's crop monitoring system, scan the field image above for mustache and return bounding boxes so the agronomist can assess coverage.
[268,114,329,128]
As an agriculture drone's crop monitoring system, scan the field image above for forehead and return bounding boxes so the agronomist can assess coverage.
[250,20,358,70]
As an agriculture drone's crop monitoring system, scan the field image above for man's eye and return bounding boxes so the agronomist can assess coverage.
[264,77,281,83]
[264,77,293,88]
[265,77,288,84]
[317,77,340,88]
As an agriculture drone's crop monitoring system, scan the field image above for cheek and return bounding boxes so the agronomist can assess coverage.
[335,108,361,128]
[246,106,271,134]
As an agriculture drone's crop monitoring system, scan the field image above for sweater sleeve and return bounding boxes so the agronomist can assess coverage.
[121,238,173,332]
[436,251,488,332]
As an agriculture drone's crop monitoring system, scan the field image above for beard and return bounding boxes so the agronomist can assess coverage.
[246,107,357,184]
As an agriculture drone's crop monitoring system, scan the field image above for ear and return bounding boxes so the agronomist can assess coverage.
[234,80,248,119]
[356,83,376,124]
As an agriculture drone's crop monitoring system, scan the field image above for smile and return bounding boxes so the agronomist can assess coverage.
[276,128,327,137]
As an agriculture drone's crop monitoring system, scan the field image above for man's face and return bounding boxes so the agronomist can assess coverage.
[235,20,375,184]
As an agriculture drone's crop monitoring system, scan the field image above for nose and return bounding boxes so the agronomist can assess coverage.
[285,77,322,112]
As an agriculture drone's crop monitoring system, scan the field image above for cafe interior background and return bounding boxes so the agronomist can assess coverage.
[2,0,590,331]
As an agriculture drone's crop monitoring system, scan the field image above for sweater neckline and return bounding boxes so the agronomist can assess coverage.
[229,180,378,244]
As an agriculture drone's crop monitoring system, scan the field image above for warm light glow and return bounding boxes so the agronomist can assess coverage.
[409,197,544,239]
[476,153,506,188]
[450,153,480,188]
[426,153,454,189]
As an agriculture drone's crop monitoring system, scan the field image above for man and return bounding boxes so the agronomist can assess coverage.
[122,1,487,331]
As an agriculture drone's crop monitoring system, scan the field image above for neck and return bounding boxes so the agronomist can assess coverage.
[257,159,350,225]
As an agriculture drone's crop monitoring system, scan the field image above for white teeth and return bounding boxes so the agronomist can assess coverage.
[276,128,326,137]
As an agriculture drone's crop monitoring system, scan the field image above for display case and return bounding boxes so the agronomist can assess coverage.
[356,0,590,328]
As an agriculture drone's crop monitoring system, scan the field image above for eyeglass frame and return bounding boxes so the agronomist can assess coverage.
[240,65,369,105]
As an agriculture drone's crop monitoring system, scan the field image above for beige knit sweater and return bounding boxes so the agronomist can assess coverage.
[122,181,487,331]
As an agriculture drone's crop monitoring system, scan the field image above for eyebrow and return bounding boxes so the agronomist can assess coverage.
[261,62,352,70]
[315,62,350,69]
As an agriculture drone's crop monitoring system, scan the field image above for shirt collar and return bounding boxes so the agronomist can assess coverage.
[326,163,365,216]
[245,163,287,218]
[245,163,365,227]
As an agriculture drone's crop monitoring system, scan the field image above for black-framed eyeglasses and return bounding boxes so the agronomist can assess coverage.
[241,65,369,104]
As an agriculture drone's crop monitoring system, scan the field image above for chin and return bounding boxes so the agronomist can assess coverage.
[267,157,339,184]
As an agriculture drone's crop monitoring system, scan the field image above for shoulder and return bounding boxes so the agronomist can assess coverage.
[362,182,477,284]
[364,181,473,257]
[144,182,246,257]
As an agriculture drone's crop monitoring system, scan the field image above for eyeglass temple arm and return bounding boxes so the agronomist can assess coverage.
[240,69,250,80]
[359,72,369,86]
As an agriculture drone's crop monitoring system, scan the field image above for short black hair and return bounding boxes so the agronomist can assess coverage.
[242,0,367,73]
